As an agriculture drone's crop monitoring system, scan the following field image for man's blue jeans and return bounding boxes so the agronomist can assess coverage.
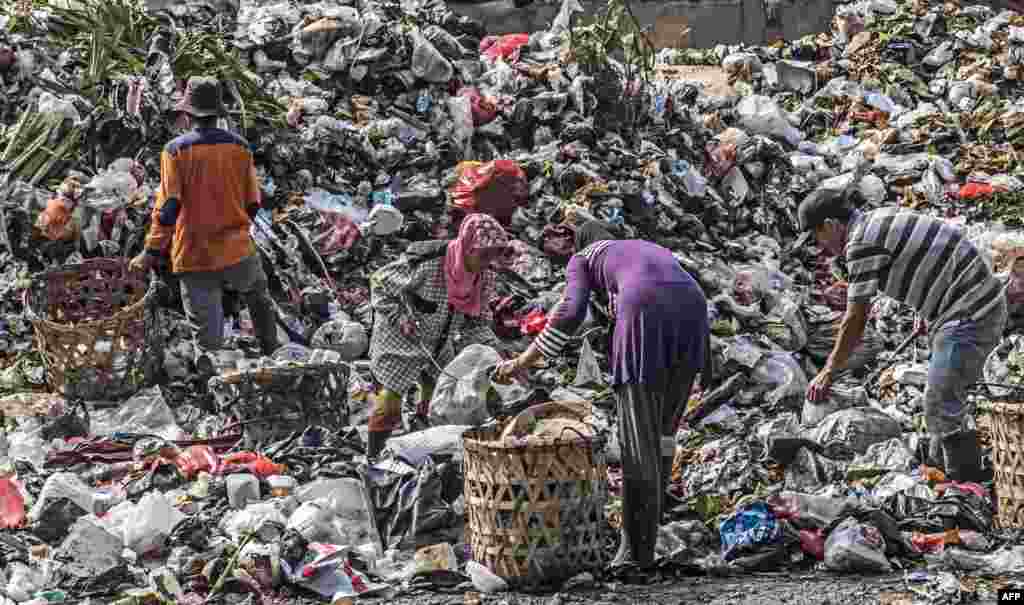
[925,300,1007,439]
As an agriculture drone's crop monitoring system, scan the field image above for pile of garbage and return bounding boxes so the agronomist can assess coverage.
[5,0,1024,601]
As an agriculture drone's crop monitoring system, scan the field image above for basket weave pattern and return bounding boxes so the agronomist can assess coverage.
[981,400,1024,528]
[26,258,161,401]
[208,363,350,448]
[463,428,608,589]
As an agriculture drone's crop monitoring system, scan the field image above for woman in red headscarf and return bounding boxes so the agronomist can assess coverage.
[366,214,510,457]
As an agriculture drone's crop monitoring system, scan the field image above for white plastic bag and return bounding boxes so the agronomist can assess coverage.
[123,492,185,555]
[466,560,509,593]
[736,95,804,146]
[824,517,892,573]
[447,95,474,156]
[429,344,523,426]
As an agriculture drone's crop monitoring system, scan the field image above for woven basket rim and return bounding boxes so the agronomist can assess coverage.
[210,362,352,386]
[25,258,156,329]
[979,400,1024,412]
[463,427,606,452]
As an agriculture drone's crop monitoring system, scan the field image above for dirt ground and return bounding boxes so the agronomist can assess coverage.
[385,573,993,605]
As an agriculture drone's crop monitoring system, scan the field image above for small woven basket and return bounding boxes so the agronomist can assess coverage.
[979,399,1024,528]
[462,415,608,590]
[25,258,162,401]
[208,363,350,448]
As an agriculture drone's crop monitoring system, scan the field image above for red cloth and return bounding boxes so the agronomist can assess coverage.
[444,214,509,317]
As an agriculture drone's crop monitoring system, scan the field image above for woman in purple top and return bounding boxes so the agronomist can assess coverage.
[496,220,710,569]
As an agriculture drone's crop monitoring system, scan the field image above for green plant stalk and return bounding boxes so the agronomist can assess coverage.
[30,126,82,186]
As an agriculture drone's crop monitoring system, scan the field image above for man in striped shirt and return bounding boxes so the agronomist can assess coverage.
[799,198,1006,483]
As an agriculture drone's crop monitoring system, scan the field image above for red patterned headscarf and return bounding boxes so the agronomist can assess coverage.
[444,213,508,316]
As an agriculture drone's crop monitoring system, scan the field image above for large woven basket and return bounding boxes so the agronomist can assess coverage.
[208,363,350,449]
[462,417,608,590]
[979,399,1024,528]
[25,258,162,401]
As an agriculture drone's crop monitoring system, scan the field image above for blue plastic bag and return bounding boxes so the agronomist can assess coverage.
[719,501,782,561]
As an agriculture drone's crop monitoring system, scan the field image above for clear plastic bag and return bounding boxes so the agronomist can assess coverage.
[429,344,524,426]
[89,386,184,440]
[824,517,892,573]
[736,95,804,146]
[447,95,474,156]
[573,336,604,387]
[410,28,453,84]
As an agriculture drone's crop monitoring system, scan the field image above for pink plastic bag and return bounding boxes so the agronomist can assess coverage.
[0,476,26,529]
[480,34,530,62]
[457,87,498,126]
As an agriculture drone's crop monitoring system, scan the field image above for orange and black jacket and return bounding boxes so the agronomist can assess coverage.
[144,128,262,274]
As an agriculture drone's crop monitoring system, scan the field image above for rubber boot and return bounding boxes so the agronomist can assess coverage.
[942,430,984,484]
[661,455,676,520]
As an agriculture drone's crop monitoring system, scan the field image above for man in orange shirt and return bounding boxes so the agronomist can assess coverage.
[130,76,279,357]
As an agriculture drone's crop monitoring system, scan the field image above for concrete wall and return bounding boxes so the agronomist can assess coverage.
[451,0,837,49]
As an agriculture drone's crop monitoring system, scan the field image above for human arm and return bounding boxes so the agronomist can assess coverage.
[243,158,262,220]
[497,255,592,379]
[807,238,888,401]
[807,300,870,401]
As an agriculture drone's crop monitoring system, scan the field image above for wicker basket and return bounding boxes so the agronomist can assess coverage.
[980,399,1024,528]
[208,363,350,448]
[462,415,608,590]
[25,258,162,401]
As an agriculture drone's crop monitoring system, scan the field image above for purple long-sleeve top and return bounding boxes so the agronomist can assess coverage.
[536,239,709,386]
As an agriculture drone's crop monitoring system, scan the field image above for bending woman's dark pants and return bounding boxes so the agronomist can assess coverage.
[614,361,699,567]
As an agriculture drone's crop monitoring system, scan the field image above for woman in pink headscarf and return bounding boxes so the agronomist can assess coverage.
[366,214,510,457]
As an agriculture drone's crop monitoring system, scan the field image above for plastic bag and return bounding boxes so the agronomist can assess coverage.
[35,196,78,241]
[89,386,184,441]
[385,425,472,466]
[311,319,369,360]
[480,34,530,62]
[430,344,520,426]
[123,492,185,554]
[718,501,782,561]
[281,543,389,599]
[457,87,498,126]
[410,28,453,83]
[807,408,903,454]
[550,0,583,35]
[801,377,867,425]
[467,560,509,593]
[740,352,808,407]
[447,95,474,156]
[736,95,804,146]
[0,476,26,529]
[29,472,106,522]
[573,336,603,388]
[449,161,528,224]
[824,517,892,573]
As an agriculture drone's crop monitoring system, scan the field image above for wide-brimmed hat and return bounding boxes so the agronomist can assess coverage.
[173,76,225,118]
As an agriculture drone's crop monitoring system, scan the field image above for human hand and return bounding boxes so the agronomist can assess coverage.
[806,368,834,403]
[129,252,156,274]
[494,358,522,384]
